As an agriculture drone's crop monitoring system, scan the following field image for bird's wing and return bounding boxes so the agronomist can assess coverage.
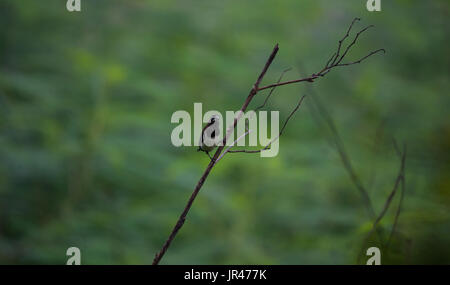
[200,121,214,146]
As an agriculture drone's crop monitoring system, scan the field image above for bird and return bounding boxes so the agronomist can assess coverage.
[198,115,220,160]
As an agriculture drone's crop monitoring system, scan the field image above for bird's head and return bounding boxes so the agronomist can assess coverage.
[209,115,220,124]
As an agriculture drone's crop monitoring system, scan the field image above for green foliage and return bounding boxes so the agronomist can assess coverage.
[0,0,449,264]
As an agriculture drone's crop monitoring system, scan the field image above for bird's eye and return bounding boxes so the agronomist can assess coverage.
[211,118,215,123]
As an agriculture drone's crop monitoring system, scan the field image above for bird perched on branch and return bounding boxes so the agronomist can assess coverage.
[198,115,220,160]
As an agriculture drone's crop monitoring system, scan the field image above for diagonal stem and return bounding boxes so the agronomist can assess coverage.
[152,44,279,265]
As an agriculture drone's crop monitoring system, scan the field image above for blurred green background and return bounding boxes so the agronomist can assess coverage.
[0,0,449,264]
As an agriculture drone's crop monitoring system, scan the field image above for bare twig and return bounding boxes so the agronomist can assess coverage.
[299,67,392,250]
[305,79,407,263]
[257,18,385,92]
[387,142,407,248]
[357,142,407,262]
[280,96,305,136]
[304,79,378,220]
[214,130,252,164]
[228,95,306,154]
[368,147,406,235]
[225,68,295,155]
[152,44,279,265]
[334,24,374,65]
[255,68,292,112]
[330,17,360,66]
[152,18,384,265]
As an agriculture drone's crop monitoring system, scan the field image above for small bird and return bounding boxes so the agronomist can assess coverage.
[198,115,220,160]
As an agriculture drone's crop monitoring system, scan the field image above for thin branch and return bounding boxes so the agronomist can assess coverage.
[305,83,377,219]
[152,44,279,265]
[335,25,374,65]
[228,95,306,154]
[387,142,407,248]
[330,17,361,66]
[305,81,407,262]
[324,52,336,71]
[393,138,402,157]
[255,68,292,112]
[335,49,385,67]
[227,149,264,154]
[257,18,385,92]
[257,77,315,91]
[153,19,384,265]
[300,71,390,252]
[214,130,252,164]
[222,68,291,156]
[369,148,406,231]
[280,95,305,136]
[357,142,407,262]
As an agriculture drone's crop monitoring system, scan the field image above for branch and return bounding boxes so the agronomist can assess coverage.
[305,79,407,262]
[152,44,279,265]
[214,130,252,164]
[226,68,295,155]
[357,142,407,263]
[152,18,384,265]
[303,75,378,220]
[367,145,406,235]
[228,95,306,154]
[330,17,360,66]
[255,68,292,112]
[387,142,407,248]
[257,18,385,92]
